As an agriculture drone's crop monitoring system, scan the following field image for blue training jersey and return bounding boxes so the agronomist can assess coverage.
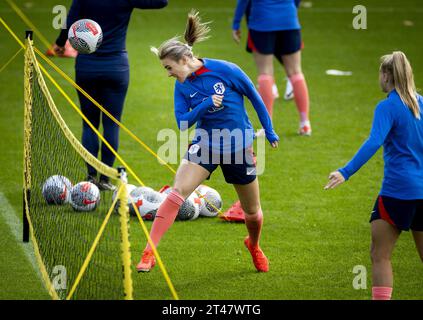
[56,0,168,72]
[232,0,300,32]
[339,90,423,200]
[173,58,279,154]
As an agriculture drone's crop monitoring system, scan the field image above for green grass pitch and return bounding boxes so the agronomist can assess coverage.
[0,0,422,299]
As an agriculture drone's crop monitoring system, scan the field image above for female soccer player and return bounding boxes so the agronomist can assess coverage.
[137,10,279,273]
[325,52,423,300]
[54,0,168,190]
[232,0,311,136]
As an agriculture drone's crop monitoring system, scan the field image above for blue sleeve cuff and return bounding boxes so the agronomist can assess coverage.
[338,168,350,181]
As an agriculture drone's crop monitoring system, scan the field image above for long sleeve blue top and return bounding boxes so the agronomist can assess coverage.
[232,0,300,31]
[339,90,423,200]
[174,58,279,154]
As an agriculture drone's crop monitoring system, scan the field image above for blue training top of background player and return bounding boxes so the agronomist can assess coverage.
[339,90,423,200]
[232,0,301,32]
[56,0,168,72]
[173,58,279,154]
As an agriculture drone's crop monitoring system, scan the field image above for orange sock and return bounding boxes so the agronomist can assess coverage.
[258,74,275,118]
[244,208,263,247]
[289,73,309,122]
[372,287,392,300]
[145,190,184,251]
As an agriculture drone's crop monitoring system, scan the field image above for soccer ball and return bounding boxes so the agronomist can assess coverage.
[197,185,222,217]
[70,181,100,212]
[42,175,73,205]
[177,192,201,221]
[68,19,103,54]
[128,187,165,220]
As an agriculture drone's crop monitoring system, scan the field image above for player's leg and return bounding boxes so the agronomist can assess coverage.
[412,231,423,263]
[224,148,268,272]
[76,71,101,182]
[253,52,275,120]
[98,70,129,190]
[370,219,400,299]
[233,178,269,272]
[249,29,275,122]
[137,160,210,272]
[411,200,423,262]
[280,30,310,135]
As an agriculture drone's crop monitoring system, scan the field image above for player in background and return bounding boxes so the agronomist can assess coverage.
[325,52,423,300]
[243,0,302,103]
[54,0,168,190]
[137,10,279,273]
[232,0,310,136]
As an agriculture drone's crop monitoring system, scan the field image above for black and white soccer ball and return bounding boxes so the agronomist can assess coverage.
[70,181,100,212]
[42,175,73,205]
[197,185,222,217]
[177,193,201,221]
[68,19,103,54]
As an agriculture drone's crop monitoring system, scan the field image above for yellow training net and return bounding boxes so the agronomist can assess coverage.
[23,36,132,300]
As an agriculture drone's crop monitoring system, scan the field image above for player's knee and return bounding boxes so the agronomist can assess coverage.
[370,245,391,263]
[242,204,261,215]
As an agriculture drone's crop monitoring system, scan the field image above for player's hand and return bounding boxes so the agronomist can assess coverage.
[324,171,345,190]
[53,44,65,56]
[211,94,224,107]
[271,141,278,148]
[232,29,241,44]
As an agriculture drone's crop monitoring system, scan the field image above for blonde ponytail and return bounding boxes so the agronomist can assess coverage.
[151,10,211,62]
[184,9,211,47]
[380,51,420,119]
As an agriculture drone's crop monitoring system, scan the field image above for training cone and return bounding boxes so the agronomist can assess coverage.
[220,200,245,222]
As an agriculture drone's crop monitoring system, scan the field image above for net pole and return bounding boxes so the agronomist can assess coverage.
[117,167,133,300]
[23,30,33,243]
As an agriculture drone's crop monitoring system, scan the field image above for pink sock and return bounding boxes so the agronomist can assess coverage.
[145,190,184,251]
[258,74,275,118]
[372,287,393,300]
[244,208,263,247]
[289,73,310,122]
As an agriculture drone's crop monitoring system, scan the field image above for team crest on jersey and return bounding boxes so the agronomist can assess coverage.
[213,82,225,95]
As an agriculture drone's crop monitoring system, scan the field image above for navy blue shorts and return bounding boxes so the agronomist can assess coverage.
[183,144,257,185]
[248,29,302,57]
[370,195,423,231]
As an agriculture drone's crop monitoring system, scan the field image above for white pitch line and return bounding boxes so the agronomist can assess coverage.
[0,191,44,285]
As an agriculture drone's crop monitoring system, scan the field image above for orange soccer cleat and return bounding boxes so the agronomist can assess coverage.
[244,236,269,272]
[220,200,245,222]
[136,250,156,273]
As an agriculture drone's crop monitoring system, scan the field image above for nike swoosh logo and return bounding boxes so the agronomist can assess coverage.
[83,199,97,205]
[190,92,198,98]
[246,168,256,175]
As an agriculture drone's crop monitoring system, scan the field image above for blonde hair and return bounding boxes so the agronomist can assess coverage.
[150,9,211,61]
[380,51,420,119]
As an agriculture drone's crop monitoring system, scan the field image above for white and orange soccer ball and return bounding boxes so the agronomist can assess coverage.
[70,181,100,212]
[68,19,103,54]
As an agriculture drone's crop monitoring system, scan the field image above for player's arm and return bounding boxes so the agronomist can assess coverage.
[55,0,81,49]
[232,0,249,43]
[129,0,168,9]
[325,102,394,189]
[228,64,279,146]
[173,85,217,131]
